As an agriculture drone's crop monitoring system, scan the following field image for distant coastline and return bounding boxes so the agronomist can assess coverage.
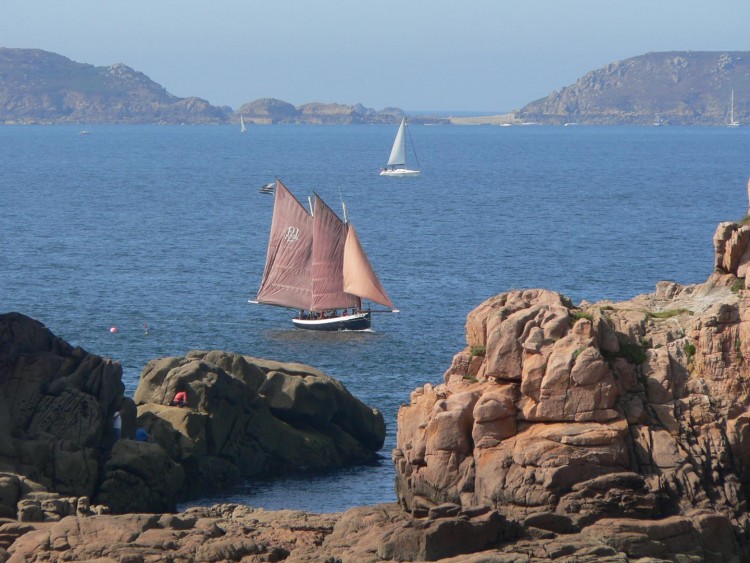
[2,48,749,125]
[447,113,517,125]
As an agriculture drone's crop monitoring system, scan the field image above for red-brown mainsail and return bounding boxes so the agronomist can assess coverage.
[311,194,360,312]
[255,179,313,310]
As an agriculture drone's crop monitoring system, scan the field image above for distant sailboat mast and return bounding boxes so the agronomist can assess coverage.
[727,90,740,127]
[240,114,247,133]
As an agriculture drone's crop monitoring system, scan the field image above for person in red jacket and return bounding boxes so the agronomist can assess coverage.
[170,390,187,407]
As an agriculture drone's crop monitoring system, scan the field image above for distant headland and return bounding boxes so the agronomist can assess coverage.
[0,47,748,126]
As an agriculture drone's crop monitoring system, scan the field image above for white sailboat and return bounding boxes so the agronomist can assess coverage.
[380,118,421,176]
[250,179,398,331]
[726,90,740,127]
[240,114,247,133]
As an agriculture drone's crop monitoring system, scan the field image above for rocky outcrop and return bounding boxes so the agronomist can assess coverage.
[236,97,300,124]
[133,350,386,497]
[0,314,385,520]
[517,51,750,125]
[0,502,516,562]
[0,313,134,513]
[3,500,741,561]
[96,439,185,514]
[391,218,750,559]
[0,504,339,562]
[235,97,414,124]
[0,48,228,124]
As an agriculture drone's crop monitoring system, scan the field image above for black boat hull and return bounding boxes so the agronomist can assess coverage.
[292,312,371,331]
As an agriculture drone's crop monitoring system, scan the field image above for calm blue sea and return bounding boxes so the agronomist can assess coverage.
[2,123,749,512]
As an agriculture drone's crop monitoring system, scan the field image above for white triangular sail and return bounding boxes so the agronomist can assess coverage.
[387,118,407,166]
[381,118,420,176]
[240,114,247,133]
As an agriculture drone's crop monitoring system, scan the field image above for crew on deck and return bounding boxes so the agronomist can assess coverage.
[297,308,360,320]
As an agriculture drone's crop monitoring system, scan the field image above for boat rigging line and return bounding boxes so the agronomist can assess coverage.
[406,120,421,168]
[337,185,348,223]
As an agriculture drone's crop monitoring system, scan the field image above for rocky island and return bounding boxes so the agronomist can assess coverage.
[235,98,418,125]
[487,51,750,126]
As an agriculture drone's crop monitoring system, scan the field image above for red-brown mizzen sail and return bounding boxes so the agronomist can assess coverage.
[255,180,313,309]
[311,195,360,312]
[343,224,395,309]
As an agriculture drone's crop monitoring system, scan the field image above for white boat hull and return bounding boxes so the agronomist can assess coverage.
[380,168,421,177]
[292,311,371,331]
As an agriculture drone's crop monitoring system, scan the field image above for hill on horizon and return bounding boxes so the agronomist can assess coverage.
[515,51,750,125]
[0,48,227,124]
[0,48,418,125]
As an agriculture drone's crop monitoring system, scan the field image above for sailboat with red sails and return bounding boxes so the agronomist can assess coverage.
[250,179,398,331]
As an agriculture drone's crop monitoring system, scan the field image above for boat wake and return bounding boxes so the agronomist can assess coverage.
[264,328,378,343]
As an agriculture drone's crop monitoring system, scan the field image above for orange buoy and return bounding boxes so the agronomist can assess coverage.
[109,327,118,333]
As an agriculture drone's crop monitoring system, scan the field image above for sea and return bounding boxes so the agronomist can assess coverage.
[2,123,750,513]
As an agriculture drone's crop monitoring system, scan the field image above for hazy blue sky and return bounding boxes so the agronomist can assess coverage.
[3,1,749,112]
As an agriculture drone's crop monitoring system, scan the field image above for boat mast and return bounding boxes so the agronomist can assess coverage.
[406,119,421,168]
[338,185,349,224]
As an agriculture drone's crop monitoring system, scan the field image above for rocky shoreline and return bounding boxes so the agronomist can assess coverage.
[0,317,385,516]
[4,209,750,560]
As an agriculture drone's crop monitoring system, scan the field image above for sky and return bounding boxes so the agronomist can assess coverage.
[3,0,750,113]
